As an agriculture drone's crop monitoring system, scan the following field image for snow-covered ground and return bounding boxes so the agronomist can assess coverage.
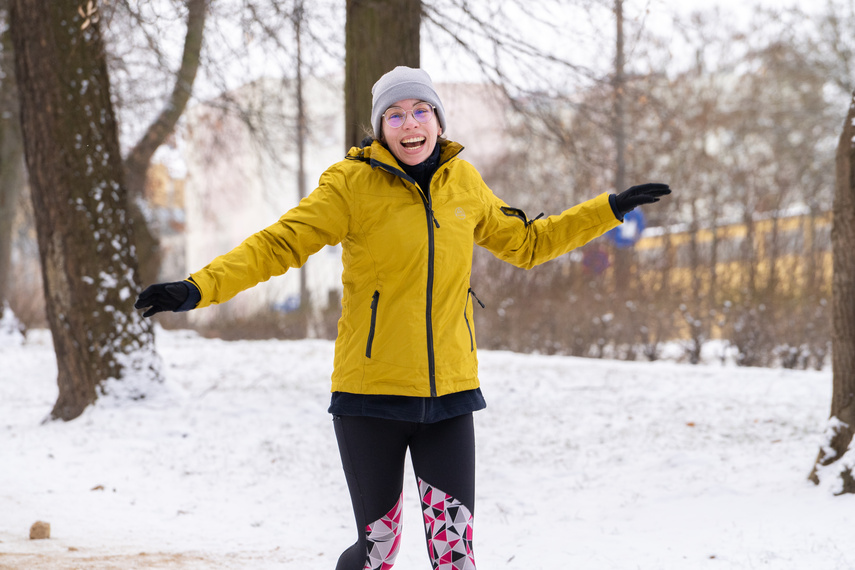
[1,325,852,569]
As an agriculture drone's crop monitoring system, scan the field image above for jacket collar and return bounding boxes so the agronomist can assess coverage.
[347,139,464,174]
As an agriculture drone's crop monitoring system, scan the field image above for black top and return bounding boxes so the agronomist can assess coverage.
[328,388,487,423]
[399,140,442,191]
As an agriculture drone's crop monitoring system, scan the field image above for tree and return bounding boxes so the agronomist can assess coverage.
[10,0,161,421]
[345,0,420,149]
[121,0,207,285]
[0,4,24,319]
[611,0,632,292]
[809,90,855,494]
[1,1,208,323]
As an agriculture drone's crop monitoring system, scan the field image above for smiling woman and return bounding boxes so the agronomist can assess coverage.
[369,67,446,166]
[380,99,442,165]
[134,65,671,570]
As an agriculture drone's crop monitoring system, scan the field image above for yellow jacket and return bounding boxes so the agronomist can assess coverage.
[189,140,621,397]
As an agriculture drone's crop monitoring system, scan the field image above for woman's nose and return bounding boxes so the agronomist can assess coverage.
[403,111,419,128]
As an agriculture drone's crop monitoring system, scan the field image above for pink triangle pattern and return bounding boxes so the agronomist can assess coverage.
[363,492,403,570]
[418,478,476,570]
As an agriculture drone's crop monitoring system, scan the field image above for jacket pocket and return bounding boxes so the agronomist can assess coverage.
[366,290,380,358]
[464,288,485,352]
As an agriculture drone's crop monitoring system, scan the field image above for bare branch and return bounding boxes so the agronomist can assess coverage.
[123,0,207,184]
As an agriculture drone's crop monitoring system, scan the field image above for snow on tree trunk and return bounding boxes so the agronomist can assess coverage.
[809,90,855,494]
[9,0,162,421]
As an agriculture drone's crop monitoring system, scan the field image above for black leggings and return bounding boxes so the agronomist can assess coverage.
[333,413,477,570]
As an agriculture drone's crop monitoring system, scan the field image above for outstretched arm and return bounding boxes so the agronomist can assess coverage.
[134,165,352,317]
[475,182,672,270]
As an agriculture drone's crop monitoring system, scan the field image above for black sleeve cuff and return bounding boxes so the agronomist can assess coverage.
[608,194,624,222]
[176,279,201,312]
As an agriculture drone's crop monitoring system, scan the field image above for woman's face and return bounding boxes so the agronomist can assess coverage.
[381,98,442,166]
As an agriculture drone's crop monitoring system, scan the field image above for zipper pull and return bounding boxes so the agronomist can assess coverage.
[431,210,440,228]
[527,212,545,227]
[468,288,485,308]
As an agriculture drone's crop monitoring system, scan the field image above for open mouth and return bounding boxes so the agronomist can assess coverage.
[401,136,426,150]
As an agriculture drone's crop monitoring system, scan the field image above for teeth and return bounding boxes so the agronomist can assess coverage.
[402,137,425,144]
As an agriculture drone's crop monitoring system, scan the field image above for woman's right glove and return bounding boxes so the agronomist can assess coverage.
[134,281,199,318]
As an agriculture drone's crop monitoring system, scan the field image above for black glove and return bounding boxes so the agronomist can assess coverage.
[134,281,191,318]
[611,183,671,220]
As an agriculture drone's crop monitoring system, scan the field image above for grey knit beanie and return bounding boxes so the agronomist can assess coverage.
[371,66,447,139]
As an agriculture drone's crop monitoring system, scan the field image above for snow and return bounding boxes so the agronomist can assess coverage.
[813,417,855,496]
[0,308,24,347]
[1,327,853,569]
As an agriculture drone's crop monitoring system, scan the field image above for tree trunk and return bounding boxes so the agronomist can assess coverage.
[123,0,207,285]
[295,1,309,318]
[10,0,162,421]
[809,90,855,494]
[612,0,631,293]
[0,13,24,316]
[345,0,420,150]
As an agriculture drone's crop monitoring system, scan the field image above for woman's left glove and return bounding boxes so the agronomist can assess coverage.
[134,281,198,318]
[611,183,671,220]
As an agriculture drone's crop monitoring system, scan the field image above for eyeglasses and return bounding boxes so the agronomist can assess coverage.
[382,103,436,129]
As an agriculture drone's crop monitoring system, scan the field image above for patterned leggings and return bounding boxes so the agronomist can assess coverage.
[333,413,477,570]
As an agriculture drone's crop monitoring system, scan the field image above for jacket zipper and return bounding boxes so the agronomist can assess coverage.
[464,288,486,352]
[395,166,439,396]
[405,173,438,397]
[365,290,379,358]
[369,150,464,397]
[421,186,438,397]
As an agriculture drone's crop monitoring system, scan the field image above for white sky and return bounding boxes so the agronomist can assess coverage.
[126,0,829,157]
[421,0,821,86]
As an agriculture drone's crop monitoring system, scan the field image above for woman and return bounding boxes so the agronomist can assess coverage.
[135,66,670,570]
